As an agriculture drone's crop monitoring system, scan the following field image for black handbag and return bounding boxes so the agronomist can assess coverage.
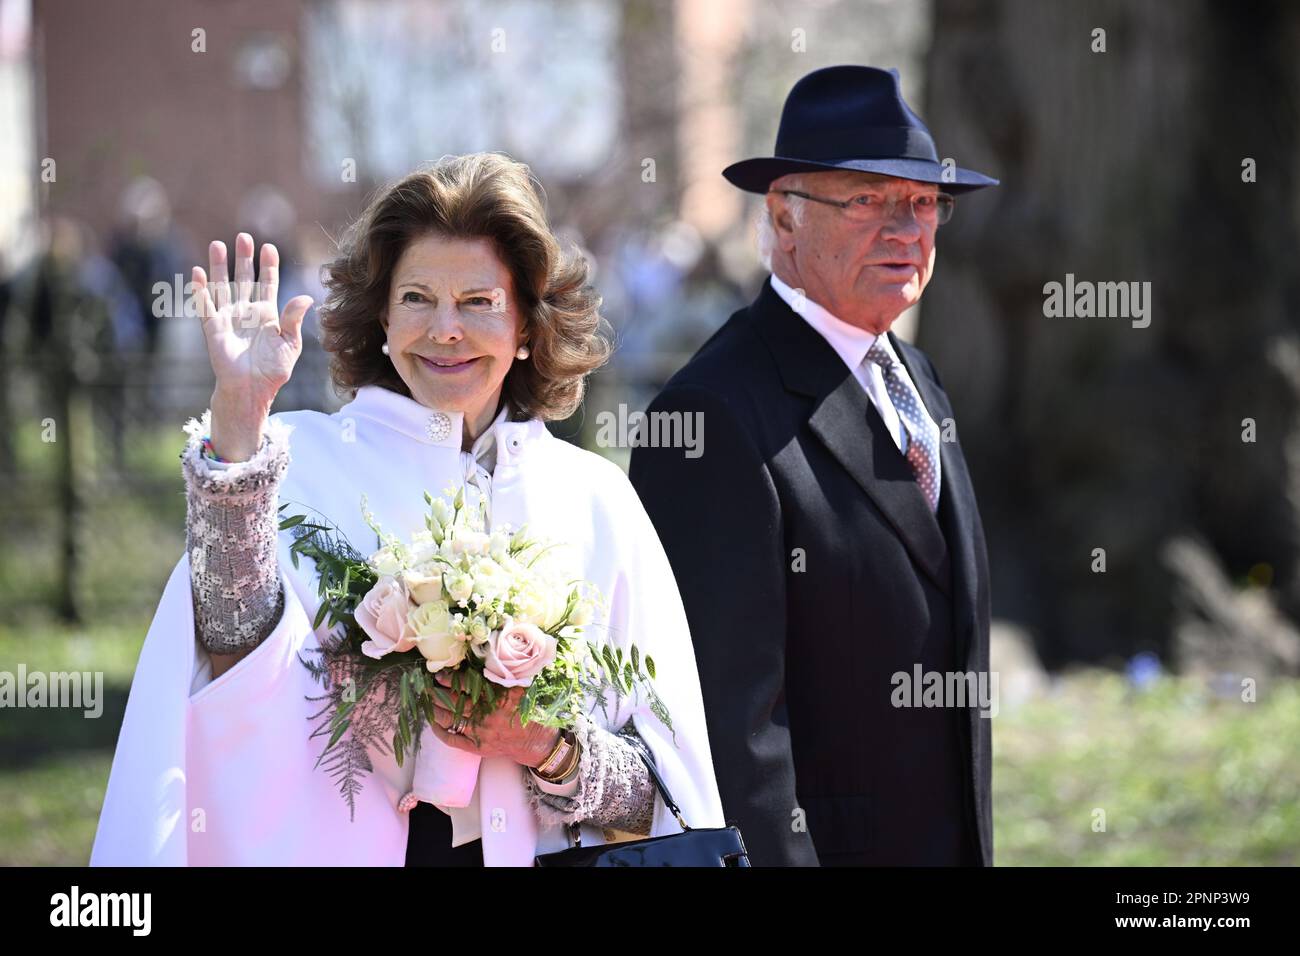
[533,748,750,867]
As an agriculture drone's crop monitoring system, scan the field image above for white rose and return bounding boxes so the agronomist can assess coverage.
[512,582,561,628]
[409,602,466,671]
[417,630,466,672]
[401,566,444,605]
[408,600,451,639]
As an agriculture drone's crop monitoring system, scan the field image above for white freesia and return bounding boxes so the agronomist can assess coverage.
[449,614,469,640]
[406,530,440,566]
[451,530,491,557]
[570,600,594,627]
[470,558,510,602]
[430,497,451,525]
[369,546,403,577]
[445,571,474,604]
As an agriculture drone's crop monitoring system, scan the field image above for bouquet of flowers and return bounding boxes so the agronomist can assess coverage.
[279,486,669,818]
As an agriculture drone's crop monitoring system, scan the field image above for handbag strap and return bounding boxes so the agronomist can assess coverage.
[634,745,691,832]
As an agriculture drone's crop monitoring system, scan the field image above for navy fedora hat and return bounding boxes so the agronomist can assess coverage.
[723,65,999,195]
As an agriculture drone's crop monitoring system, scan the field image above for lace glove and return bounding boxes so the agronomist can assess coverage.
[523,711,658,836]
[180,410,291,656]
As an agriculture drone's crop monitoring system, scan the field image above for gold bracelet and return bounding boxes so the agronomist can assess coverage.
[545,738,580,780]
[536,730,570,775]
[535,731,579,780]
[544,743,580,782]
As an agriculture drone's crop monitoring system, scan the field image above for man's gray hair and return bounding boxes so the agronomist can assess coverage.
[755,172,809,270]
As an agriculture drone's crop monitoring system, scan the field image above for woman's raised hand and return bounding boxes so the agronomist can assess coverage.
[193,232,313,461]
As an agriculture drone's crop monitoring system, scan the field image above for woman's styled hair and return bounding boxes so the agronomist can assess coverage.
[319,152,611,421]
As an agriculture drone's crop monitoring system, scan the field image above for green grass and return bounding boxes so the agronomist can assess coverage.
[0,620,139,865]
[993,671,1300,865]
[0,417,187,625]
[0,753,111,866]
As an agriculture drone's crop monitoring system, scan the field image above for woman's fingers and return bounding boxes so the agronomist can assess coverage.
[233,232,255,306]
[430,703,485,750]
[206,236,275,318]
[191,266,217,322]
[279,295,312,351]
[258,242,279,305]
[208,241,230,312]
[426,716,479,753]
[432,699,474,725]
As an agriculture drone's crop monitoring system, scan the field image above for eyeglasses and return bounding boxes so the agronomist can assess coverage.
[773,188,955,226]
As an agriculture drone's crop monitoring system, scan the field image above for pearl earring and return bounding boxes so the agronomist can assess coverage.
[381,342,390,356]
[515,345,530,360]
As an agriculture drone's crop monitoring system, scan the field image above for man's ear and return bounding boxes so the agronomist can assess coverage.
[768,195,799,252]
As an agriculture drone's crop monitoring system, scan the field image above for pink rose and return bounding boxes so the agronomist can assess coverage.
[355,575,418,658]
[483,617,557,688]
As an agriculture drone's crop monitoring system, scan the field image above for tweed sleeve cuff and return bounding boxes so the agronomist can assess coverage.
[180,409,292,657]
[523,711,658,836]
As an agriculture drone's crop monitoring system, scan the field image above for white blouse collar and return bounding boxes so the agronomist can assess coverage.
[340,385,543,465]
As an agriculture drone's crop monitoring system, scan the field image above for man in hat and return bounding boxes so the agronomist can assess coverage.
[629,65,999,866]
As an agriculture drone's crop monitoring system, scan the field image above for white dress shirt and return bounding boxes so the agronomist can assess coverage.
[770,272,927,455]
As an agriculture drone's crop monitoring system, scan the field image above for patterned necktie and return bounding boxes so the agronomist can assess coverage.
[865,341,941,512]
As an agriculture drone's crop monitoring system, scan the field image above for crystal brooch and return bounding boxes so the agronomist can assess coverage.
[425,412,452,442]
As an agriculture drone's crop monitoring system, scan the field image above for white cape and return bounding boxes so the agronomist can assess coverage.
[90,385,723,865]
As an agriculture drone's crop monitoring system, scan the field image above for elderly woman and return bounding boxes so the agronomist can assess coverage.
[91,153,724,866]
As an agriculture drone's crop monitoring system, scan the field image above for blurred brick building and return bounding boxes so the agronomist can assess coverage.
[34,0,325,262]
